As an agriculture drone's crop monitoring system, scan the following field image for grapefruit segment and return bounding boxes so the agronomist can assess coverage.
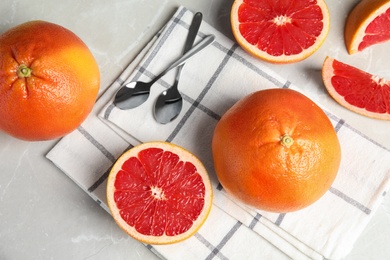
[231,0,330,63]
[322,56,390,120]
[345,0,390,54]
[107,141,213,244]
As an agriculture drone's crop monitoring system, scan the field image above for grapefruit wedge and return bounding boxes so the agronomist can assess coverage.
[322,56,390,120]
[107,142,213,244]
[345,0,390,54]
[231,0,330,63]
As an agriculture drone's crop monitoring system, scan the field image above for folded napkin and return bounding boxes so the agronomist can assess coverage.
[47,6,390,260]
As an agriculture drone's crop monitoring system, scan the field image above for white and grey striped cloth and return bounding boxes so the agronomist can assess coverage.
[47,7,390,260]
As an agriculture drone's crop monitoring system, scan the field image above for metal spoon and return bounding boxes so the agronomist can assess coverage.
[114,33,215,110]
[153,12,203,124]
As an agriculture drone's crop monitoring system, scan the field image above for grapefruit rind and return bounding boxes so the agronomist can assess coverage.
[345,0,390,54]
[322,56,390,120]
[230,0,330,63]
[106,141,213,245]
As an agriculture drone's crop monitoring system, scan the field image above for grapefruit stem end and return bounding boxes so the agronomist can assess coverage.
[281,134,294,148]
[17,64,31,78]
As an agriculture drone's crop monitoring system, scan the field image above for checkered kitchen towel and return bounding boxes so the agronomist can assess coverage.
[47,6,390,260]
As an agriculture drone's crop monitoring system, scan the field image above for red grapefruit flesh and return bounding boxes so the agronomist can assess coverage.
[322,56,390,120]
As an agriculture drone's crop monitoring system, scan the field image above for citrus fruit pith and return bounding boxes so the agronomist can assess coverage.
[212,88,341,213]
[0,20,100,141]
[322,56,390,120]
[231,0,330,63]
[345,0,390,54]
[107,142,213,244]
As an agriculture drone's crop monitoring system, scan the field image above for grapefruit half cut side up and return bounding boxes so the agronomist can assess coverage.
[106,141,213,245]
[322,56,390,120]
[231,0,330,63]
[345,0,390,54]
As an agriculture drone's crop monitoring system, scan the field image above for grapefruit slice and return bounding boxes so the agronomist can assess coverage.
[322,56,390,120]
[231,0,330,63]
[106,141,213,244]
[345,0,390,54]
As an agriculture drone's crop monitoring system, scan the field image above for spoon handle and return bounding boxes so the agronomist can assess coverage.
[173,12,202,84]
[150,34,215,84]
[182,12,203,54]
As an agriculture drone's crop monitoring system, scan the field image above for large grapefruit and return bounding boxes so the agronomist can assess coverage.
[0,21,100,141]
[212,89,341,212]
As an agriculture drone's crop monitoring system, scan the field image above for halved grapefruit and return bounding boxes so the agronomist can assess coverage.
[231,0,330,63]
[345,0,390,54]
[322,56,390,120]
[107,141,213,244]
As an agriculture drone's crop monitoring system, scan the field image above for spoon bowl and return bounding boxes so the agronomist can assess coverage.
[153,68,184,124]
[114,81,151,109]
[153,91,183,124]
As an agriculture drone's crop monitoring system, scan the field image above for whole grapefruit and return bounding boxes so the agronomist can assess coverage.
[212,89,341,212]
[0,20,100,141]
